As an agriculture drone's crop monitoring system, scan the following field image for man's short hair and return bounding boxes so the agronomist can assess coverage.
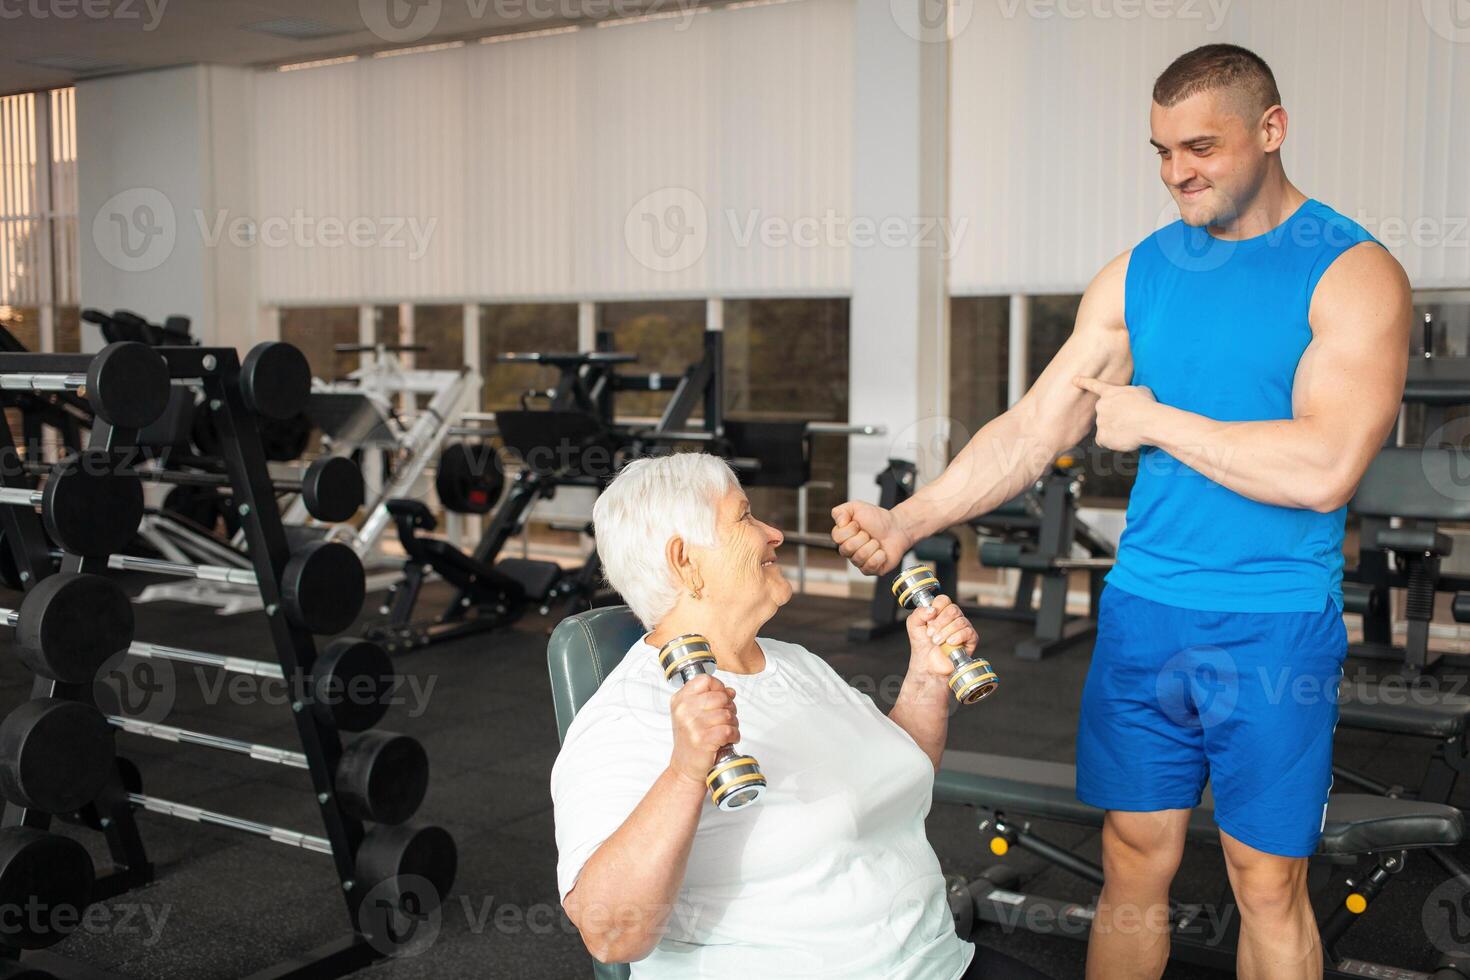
[1153,44,1282,120]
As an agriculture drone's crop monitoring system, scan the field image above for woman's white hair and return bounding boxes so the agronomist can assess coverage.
[592,452,740,629]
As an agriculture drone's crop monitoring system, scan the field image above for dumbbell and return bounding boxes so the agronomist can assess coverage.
[890,561,999,704]
[0,827,94,948]
[71,541,364,636]
[95,719,427,825]
[656,634,766,811]
[0,341,169,430]
[23,454,364,524]
[90,756,454,915]
[0,449,143,558]
[0,572,133,683]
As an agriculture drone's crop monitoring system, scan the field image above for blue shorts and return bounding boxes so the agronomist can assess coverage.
[1076,584,1347,858]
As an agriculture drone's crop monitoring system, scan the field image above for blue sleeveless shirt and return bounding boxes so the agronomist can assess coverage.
[1105,199,1378,613]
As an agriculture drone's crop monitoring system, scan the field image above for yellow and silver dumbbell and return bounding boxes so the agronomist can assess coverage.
[891,561,999,704]
[657,633,767,811]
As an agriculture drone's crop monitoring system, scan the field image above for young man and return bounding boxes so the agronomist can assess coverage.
[831,44,1411,979]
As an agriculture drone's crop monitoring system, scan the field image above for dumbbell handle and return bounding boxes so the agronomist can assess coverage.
[128,640,284,680]
[0,372,88,394]
[0,488,44,509]
[126,793,332,854]
[907,589,972,663]
[108,716,308,769]
[48,550,261,586]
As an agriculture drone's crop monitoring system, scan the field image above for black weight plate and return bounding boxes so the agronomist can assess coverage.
[261,413,313,462]
[241,343,311,421]
[15,573,134,684]
[162,485,226,533]
[86,342,170,430]
[0,531,21,592]
[0,827,94,948]
[355,823,456,914]
[0,699,114,813]
[41,452,144,557]
[434,443,503,515]
[66,756,142,833]
[312,637,394,732]
[281,541,365,635]
[336,731,428,825]
[302,457,364,524]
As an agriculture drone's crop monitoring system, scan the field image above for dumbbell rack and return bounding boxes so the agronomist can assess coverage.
[0,347,421,980]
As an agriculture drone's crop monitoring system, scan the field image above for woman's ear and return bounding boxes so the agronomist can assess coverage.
[665,535,699,592]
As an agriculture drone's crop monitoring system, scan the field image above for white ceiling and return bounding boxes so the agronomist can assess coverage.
[0,0,691,96]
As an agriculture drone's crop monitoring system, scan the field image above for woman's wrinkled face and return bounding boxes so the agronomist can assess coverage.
[697,487,792,611]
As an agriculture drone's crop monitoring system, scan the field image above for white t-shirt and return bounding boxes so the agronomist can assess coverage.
[551,632,975,979]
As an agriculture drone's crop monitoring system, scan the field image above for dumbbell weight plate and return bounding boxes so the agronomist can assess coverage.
[355,823,457,915]
[0,698,115,813]
[15,573,134,684]
[281,542,366,636]
[241,343,311,422]
[86,342,170,430]
[65,756,141,832]
[312,637,394,732]
[336,731,429,825]
[301,456,364,524]
[41,451,144,558]
[0,827,94,949]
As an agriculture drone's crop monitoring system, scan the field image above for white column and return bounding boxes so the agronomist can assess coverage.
[847,0,949,594]
[1007,293,1029,407]
[577,300,596,352]
[77,66,258,349]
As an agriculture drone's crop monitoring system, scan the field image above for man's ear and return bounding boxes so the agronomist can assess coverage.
[1260,104,1287,154]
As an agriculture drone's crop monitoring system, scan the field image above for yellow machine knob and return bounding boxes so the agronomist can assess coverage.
[1344,893,1367,915]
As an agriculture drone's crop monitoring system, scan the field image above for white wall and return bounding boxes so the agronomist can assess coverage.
[77,65,257,348]
[948,0,1470,294]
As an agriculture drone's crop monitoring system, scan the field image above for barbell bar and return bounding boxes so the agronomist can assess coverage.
[0,341,170,429]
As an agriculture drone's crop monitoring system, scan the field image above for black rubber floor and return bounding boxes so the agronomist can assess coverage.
[4,583,1464,979]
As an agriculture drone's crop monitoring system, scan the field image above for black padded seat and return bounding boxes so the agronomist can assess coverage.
[935,750,1463,857]
[1338,679,1470,739]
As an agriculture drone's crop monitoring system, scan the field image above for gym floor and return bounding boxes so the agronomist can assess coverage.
[8,579,1462,979]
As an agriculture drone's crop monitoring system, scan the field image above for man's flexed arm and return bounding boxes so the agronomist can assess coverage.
[833,251,1134,576]
[1075,243,1410,512]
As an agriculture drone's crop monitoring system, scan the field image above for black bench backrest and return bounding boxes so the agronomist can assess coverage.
[723,419,811,489]
[1352,447,1470,521]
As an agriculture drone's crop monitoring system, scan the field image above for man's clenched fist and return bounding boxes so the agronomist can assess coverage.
[831,500,913,576]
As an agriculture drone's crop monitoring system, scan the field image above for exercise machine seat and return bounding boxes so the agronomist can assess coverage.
[935,750,1463,857]
[1339,679,1470,739]
[547,606,643,980]
[1352,447,1470,522]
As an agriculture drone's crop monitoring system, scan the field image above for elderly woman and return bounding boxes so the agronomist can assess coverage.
[551,453,1048,979]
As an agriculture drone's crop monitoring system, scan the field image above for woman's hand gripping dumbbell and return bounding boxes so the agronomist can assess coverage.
[659,634,767,811]
[892,561,999,704]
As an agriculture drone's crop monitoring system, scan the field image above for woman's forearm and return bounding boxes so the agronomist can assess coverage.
[888,669,951,770]
[564,767,708,963]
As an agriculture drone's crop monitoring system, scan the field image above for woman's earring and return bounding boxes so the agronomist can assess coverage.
[690,589,701,600]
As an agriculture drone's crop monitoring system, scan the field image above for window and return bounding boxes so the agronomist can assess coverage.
[948,297,1010,457]
[412,305,465,372]
[597,301,706,423]
[724,298,849,547]
[279,307,360,381]
[478,304,579,411]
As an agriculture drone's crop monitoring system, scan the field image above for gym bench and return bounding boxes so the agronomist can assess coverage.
[936,750,1466,979]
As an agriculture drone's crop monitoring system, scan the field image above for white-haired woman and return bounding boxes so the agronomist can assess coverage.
[551,453,1049,979]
